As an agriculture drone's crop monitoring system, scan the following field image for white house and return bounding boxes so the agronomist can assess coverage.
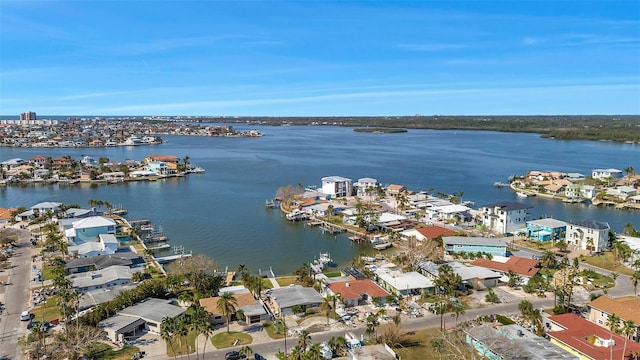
[354,177,379,197]
[605,186,637,200]
[566,219,610,252]
[68,234,120,258]
[591,168,624,180]
[71,265,141,292]
[565,184,596,200]
[426,204,472,223]
[64,216,117,244]
[374,265,434,297]
[479,202,532,234]
[321,176,352,198]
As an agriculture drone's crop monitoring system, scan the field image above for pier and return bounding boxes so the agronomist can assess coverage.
[307,220,345,234]
[154,253,192,264]
[259,267,276,278]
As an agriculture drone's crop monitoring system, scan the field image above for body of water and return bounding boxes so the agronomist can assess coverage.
[1,126,638,274]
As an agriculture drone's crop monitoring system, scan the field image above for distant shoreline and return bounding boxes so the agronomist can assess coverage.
[353,128,407,133]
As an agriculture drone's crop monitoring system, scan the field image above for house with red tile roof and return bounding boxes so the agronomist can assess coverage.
[0,208,15,224]
[386,184,407,197]
[470,256,539,278]
[548,313,640,360]
[401,225,455,241]
[588,295,640,342]
[324,279,389,307]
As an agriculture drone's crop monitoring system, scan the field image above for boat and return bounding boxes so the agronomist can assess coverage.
[286,209,310,221]
[190,167,205,174]
[319,252,333,266]
[494,181,511,187]
[516,192,529,198]
[105,140,118,147]
[265,199,278,208]
[122,135,143,146]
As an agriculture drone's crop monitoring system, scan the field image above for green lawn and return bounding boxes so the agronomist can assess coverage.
[262,278,273,289]
[580,252,635,276]
[31,296,62,322]
[263,321,285,339]
[89,343,140,360]
[211,331,253,348]
[276,276,298,287]
[166,330,198,357]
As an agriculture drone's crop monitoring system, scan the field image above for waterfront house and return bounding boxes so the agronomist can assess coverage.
[70,265,141,292]
[385,184,407,197]
[354,177,379,197]
[479,202,532,235]
[443,236,508,258]
[592,168,624,180]
[401,225,455,242]
[64,252,144,275]
[80,156,97,167]
[53,155,73,169]
[68,233,120,258]
[29,155,51,169]
[425,204,472,223]
[465,324,577,360]
[518,218,567,242]
[79,284,136,310]
[145,154,179,168]
[587,295,640,342]
[565,184,596,199]
[566,219,610,253]
[63,208,96,219]
[16,201,62,221]
[145,161,172,175]
[323,279,389,307]
[470,256,539,280]
[606,185,637,200]
[321,176,352,198]
[200,286,270,324]
[544,182,566,196]
[419,261,502,289]
[99,298,185,342]
[64,216,117,244]
[374,265,434,297]
[547,313,640,359]
[270,285,323,316]
[0,158,26,170]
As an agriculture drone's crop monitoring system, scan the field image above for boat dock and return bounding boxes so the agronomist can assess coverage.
[493,181,511,187]
[259,267,276,278]
[146,244,170,251]
[154,253,192,264]
[307,220,345,234]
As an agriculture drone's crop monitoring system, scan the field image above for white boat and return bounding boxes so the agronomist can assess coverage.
[105,140,118,147]
[122,135,142,146]
[286,209,309,221]
[265,199,278,208]
[319,252,333,265]
[516,192,528,198]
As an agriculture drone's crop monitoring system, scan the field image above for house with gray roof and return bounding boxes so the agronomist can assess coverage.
[519,218,567,242]
[68,233,120,258]
[442,236,508,257]
[479,202,532,235]
[270,285,323,316]
[65,252,144,274]
[64,216,117,244]
[566,219,610,252]
[99,298,185,342]
[70,265,141,292]
[419,261,502,289]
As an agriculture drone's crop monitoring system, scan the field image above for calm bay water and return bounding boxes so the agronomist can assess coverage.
[0,125,638,274]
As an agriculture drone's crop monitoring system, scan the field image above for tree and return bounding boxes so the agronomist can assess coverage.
[365,313,379,339]
[297,329,312,353]
[632,271,640,296]
[191,305,213,360]
[216,292,237,333]
[450,302,465,327]
[485,288,500,303]
[607,313,621,360]
[239,346,253,358]
[161,317,178,359]
[622,320,636,360]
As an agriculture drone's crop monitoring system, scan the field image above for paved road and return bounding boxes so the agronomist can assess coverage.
[0,228,34,360]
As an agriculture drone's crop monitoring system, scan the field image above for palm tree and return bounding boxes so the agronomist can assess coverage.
[161,317,178,359]
[622,320,637,360]
[305,343,322,359]
[239,346,253,359]
[450,302,465,327]
[297,329,311,353]
[216,292,237,333]
[289,345,304,360]
[632,271,640,297]
[607,313,621,360]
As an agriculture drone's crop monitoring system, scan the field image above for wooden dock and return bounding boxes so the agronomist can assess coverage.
[225,271,235,285]
[259,267,276,278]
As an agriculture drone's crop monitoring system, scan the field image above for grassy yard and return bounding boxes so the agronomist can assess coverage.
[263,321,285,339]
[31,296,62,322]
[394,328,474,360]
[262,278,273,289]
[90,343,140,360]
[166,330,198,357]
[276,276,298,287]
[580,252,635,276]
[211,331,253,348]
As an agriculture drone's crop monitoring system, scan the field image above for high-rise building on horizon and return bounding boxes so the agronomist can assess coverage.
[20,111,36,121]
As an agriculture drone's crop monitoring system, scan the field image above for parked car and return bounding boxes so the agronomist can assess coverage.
[20,311,32,321]
[225,351,243,360]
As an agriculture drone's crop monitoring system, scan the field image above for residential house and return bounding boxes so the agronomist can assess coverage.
[200,286,270,324]
[79,284,137,310]
[16,201,62,221]
[443,236,508,258]
[64,216,117,244]
[385,184,407,197]
[0,208,15,224]
[321,176,352,198]
[479,202,532,235]
[374,265,434,297]
[544,182,566,196]
[64,252,144,275]
[348,344,399,360]
[70,265,141,292]
[53,155,73,169]
[565,184,596,200]
[270,285,324,316]
[144,155,179,171]
[587,295,640,342]
[81,156,98,167]
[465,324,577,360]
[29,155,51,169]
[566,219,610,253]
[63,208,96,219]
[401,225,455,242]
[547,313,640,360]
[0,158,26,170]
[145,161,171,175]
[68,233,120,258]
[354,177,379,197]
[519,218,567,242]
[426,204,472,223]
[592,168,624,180]
[471,256,540,279]
[99,298,185,342]
[419,261,502,289]
[605,186,637,200]
[324,279,389,307]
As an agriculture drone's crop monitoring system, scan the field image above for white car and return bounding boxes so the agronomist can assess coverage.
[20,311,31,321]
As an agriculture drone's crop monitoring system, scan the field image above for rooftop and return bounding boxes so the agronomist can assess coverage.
[527,218,568,228]
[72,216,117,229]
[416,225,455,239]
[375,269,434,291]
[481,202,533,211]
[471,256,539,277]
[568,219,610,230]
[588,295,640,324]
[200,292,258,316]
[443,236,508,247]
[270,285,323,309]
[326,279,389,301]
[119,298,185,324]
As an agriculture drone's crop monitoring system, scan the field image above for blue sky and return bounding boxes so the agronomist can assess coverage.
[1,1,639,116]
